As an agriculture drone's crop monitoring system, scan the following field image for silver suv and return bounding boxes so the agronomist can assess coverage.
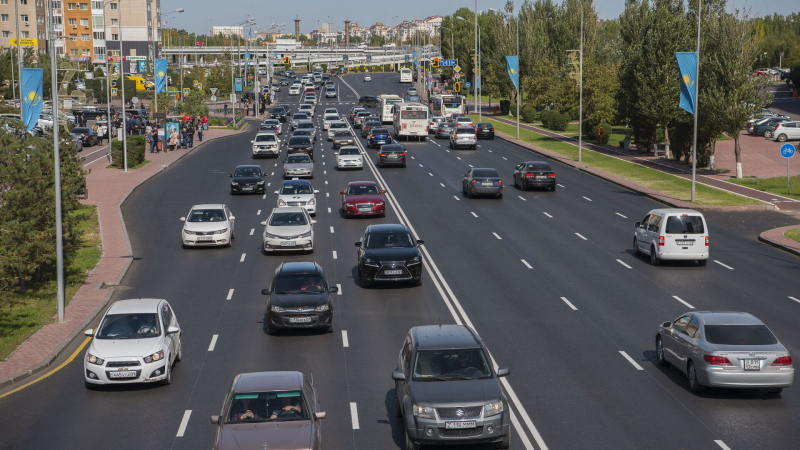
[392,325,511,449]
[450,127,477,150]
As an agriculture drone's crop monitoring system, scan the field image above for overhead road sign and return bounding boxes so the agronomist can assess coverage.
[439,59,457,67]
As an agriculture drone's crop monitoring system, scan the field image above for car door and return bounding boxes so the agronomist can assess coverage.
[396,337,412,415]
[513,165,523,186]
[463,169,472,191]
[789,122,800,139]
[636,214,651,250]
[664,315,691,366]
[678,316,701,367]
[161,303,176,362]
[225,206,235,233]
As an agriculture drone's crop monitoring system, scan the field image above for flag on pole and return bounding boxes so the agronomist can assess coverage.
[506,56,519,91]
[155,59,168,93]
[676,52,697,115]
[21,68,44,131]
[245,51,251,71]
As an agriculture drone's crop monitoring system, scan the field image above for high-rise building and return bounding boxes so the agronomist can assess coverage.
[210,25,242,38]
[0,0,40,50]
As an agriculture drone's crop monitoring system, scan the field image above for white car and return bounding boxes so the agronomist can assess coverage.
[252,132,280,157]
[37,114,54,129]
[262,119,282,135]
[325,88,337,98]
[327,121,348,140]
[83,298,182,388]
[275,179,319,216]
[180,204,235,247]
[323,114,340,130]
[633,208,709,266]
[289,86,301,95]
[335,146,364,170]
[323,108,339,116]
[260,207,316,253]
[298,104,314,116]
[774,121,800,142]
[364,75,372,82]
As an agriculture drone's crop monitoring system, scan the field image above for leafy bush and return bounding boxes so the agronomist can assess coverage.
[521,106,536,123]
[509,103,518,117]
[110,135,146,168]
[540,110,556,128]
[593,123,613,145]
[548,112,570,131]
[499,100,511,115]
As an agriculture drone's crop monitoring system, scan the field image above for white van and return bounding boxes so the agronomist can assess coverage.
[633,208,709,266]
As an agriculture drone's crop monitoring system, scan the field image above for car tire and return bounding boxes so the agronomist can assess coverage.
[656,337,668,366]
[698,259,708,267]
[778,134,788,142]
[495,432,510,449]
[520,180,526,191]
[551,184,557,191]
[770,387,784,395]
[395,398,403,417]
[496,192,503,199]
[764,131,773,139]
[84,380,98,390]
[650,246,661,266]
[266,324,277,336]
[633,238,641,256]
[687,361,705,393]
[160,363,172,386]
[413,274,422,286]
[405,431,420,450]
[175,341,183,362]
[362,275,371,288]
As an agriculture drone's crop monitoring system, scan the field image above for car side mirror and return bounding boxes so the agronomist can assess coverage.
[334,152,338,156]
[392,370,406,381]
[315,412,327,420]
[274,191,279,195]
[496,367,510,378]
[314,190,320,194]
[261,289,271,295]
[355,242,362,247]
[634,221,641,228]
[250,140,254,143]
[311,220,317,225]
[210,415,221,425]
[381,190,387,194]
[661,321,672,328]
[228,174,232,177]
[84,328,94,337]
[340,191,346,195]
[260,221,267,226]
[229,216,235,221]
[179,217,186,222]
[329,286,338,293]
[416,240,424,245]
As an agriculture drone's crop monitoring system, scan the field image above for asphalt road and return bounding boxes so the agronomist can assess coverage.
[2,72,800,450]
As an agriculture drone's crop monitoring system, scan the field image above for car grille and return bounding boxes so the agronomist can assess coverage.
[377,261,411,278]
[287,201,307,206]
[437,407,482,419]
[194,231,214,236]
[106,361,141,367]
[440,426,483,438]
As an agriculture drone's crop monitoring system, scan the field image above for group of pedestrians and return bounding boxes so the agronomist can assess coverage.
[146,116,206,154]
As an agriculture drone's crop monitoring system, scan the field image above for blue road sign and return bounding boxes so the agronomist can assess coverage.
[440,59,457,67]
[466,82,471,88]
[273,52,277,58]
[781,143,796,159]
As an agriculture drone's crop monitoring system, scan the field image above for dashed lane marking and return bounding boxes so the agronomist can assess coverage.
[249,229,254,236]
[790,296,800,304]
[521,259,532,269]
[453,196,460,201]
[714,260,734,270]
[240,253,246,262]
[582,196,592,202]
[471,212,478,218]
[336,283,342,295]
[518,196,526,201]
[350,403,360,430]
[560,297,578,311]
[333,251,338,259]
[543,212,553,218]
[342,330,349,347]
[616,259,632,269]
[208,335,218,351]
[226,289,234,300]
[575,233,588,241]
[330,226,334,234]
[672,296,695,309]
[616,212,628,219]
[493,232,502,240]
[176,410,192,437]
[257,209,261,215]
[619,351,644,370]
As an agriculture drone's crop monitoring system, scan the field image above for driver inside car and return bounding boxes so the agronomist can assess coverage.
[270,396,302,419]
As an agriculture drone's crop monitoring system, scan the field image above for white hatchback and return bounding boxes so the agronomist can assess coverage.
[633,208,709,266]
[275,179,319,216]
[774,121,800,142]
[327,121,349,140]
[261,207,316,253]
[289,86,301,95]
[84,298,182,388]
[180,204,235,247]
[335,146,363,170]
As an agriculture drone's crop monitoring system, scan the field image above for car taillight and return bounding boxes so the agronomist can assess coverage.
[774,125,780,130]
[705,236,709,246]
[771,356,793,366]
[526,173,534,178]
[474,135,477,140]
[379,153,385,156]
[491,128,494,131]
[658,236,665,246]
[400,152,406,156]
[471,180,477,185]
[548,173,556,178]
[498,180,503,185]
[703,355,733,366]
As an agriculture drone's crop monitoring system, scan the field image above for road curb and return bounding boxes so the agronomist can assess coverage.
[0,125,250,391]
[758,226,800,258]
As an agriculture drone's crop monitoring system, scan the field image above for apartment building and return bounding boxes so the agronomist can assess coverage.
[211,25,242,38]
[0,0,40,50]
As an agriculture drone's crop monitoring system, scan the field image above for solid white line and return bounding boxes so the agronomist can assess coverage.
[332,251,338,259]
[715,440,732,450]
[471,212,478,218]
[429,172,433,176]
[557,183,565,188]
[543,212,553,218]
[226,289,234,300]
[582,196,592,202]
[453,196,460,201]
[619,351,644,370]
[328,207,332,213]
[493,232,502,240]
[615,212,628,219]
[575,233,588,241]
[240,253,246,262]
[176,410,192,437]
[330,226,334,233]
[672,296,695,309]
[350,402,360,429]
[257,209,261,215]
[521,259,532,269]
[790,296,800,304]
[208,335,218,351]
[440,183,445,187]
[616,259,632,269]
[249,228,254,236]
[518,195,526,201]
[560,297,578,311]
[336,283,342,295]
[502,156,507,160]
[714,260,734,270]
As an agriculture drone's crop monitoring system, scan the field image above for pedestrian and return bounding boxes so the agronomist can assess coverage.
[92,122,100,143]
[146,127,154,153]
[153,126,160,153]
[224,102,228,116]
[145,123,152,138]
[181,123,188,149]
[253,101,256,116]
[197,121,203,142]
[169,128,178,151]
[202,115,207,131]
[187,122,195,148]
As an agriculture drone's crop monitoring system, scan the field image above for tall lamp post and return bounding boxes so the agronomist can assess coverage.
[117,0,128,171]
[456,16,479,120]
[152,8,184,114]
[578,0,584,162]
[229,17,256,128]
[489,8,519,140]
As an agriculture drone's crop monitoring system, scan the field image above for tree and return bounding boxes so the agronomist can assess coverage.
[179,89,210,118]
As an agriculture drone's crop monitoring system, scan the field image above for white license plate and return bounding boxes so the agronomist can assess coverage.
[536,176,547,180]
[744,359,760,371]
[281,241,296,247]
[445,421,476,429]
[482,182,493,186]
[289,316,313,323]
[676,240,694,245]
[384,269,403,275]
[242,187,253,191]
[109,371,137,378]
[388,154,398,158]
[197,236,213,241]
[358,207,372,212]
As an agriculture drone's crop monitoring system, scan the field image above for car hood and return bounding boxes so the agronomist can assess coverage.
[344,194,384,203]
[219,421,313,450]
[288,143,313,150]
[232,176,264,183]
[364,246,419,261]
[184,221,231,232]
[409,378,501,407]
[337,154,362,161]
[266,224,312,237]
[284,163,314,170]
[271,292,329,308]
[332,134,353,140]
[90,336,163,359]
[279,193,315,202]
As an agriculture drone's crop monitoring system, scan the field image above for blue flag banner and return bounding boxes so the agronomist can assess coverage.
[21,68,44,132]
[155,59,168,93]
[412,50,418,67]
[245,51,251,71]
[675,52,697,115]
[234,77,243,92]
[138,60,147,74]
[506,56,519,91]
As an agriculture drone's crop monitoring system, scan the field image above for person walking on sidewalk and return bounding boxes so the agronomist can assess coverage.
[152,126,160,153]
[224,103,229,116]
[92,122,100,144]
[146,127,154,153]
[169,129,178,151]
[197,119,203,142]
[187,122,195,148]
[181,123,188,149]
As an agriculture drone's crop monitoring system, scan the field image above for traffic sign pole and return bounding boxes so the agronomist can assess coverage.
[781,144,796,195]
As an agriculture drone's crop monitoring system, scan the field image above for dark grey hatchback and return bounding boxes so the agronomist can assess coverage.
[392,325,511,450]
[262,262,337,334]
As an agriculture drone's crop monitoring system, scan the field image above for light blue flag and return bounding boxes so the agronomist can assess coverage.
[155,59,167,93]
[506,56,519,91]
[245,51,251,71]
[235,77,243,92]
[138,60,147,74]
[21,68,44,131]
[412,50,418,67]
[675,52,697,115]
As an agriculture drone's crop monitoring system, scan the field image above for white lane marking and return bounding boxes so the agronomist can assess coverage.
[543,212,553,218]
[488,149,493,152]
[560,297,578,311]
[325,180,328,185]
[616,212,628,219]
[453,196,460,201]
[411,156,415,159]
[271,172,274,176]
[468,164,473,168]
[715,440,732,450]
[446,149,451,153]
[502,156,507,160]
[521,259,532,269]
[323,162,326,165]
[471,212,478,218]
[582,196,592,202]
[575,233,588,241]
[419,164,424,167]
[328,207,332,213]
[208,335,218,351]
[324,170,327,175]
[558,183,565,188]
[267,182,271,187]
[518,195,526,201]
[249,228,254,236]
[257,209,261,215]
[429,172,433,176]
[326,192,330,197]
[493,232,502,240]
[176,410,192,437]
[350,402,360,429]
[616,259,632,269]
[240,253,246,262]
[790,296,800,304]
[274,163,278,166]
[342,330,349,347]
[456,156,462,160]
[440,183,445,187]
[619,351,644,370]
[226,289,234,300]
[336,283,342,295]
[333,251,338,259]
[672,296,695,309]
[330,226,334,234]
[262,194,266,199]
[714,260,734,270]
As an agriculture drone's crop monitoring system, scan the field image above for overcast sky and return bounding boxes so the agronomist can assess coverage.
[162,0,798,35]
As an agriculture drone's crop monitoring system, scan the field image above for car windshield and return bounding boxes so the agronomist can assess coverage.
[440,123,453,129]
[704,325,778,345]
[269,212,308,226]
[412,349,493,381]
[665,215,705,234]
[334,131,351,137]
[274,275,326,294]
[325,115,339,121]
[255,135,276,142]
[72,128,90,134]
[294,114,310,120]
[96,313,160,339]
[297,123,314,129]
[347,184,380,196]
[234,167,262,177]
[289,137,311,146]
[331,123,347,129]
[286,155,312,164]
[188,209,226,222]
[371,128,389,135]
[457,128,475,134]
[339,147,360,156]
[526,163,551,171]
[365,232,413,249]
[281,184,312,194]
[264,120,279,125]
[293,130,313,137]
[225,391,309,424]
[473,169,499,178]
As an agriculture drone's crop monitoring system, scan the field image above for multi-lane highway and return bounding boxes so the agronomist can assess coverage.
[2,71,800,450]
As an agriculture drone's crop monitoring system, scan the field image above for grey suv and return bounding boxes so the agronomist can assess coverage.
[392,325,511,449]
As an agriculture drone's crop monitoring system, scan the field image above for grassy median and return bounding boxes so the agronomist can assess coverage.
[470,115,761,207]
[728,175,800,201]
[785,228,800,244]
[0,205,102,360]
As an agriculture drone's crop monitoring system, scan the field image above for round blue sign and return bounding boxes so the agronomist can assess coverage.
[466,82,471,88]
[781,143,796,159]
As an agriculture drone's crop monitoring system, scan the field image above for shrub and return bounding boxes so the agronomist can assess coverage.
[548,112,569,131]
[499,100,511,115]
[540,109,556,128]
[509,103,518,117]
[521,106,536,123]
[593,123,613,145]
[110,135,146,168]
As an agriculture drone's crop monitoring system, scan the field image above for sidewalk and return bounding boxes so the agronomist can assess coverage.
[0,124,250,389]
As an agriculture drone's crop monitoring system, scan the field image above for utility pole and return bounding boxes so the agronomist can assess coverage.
[691,0,701,202]
[118,0,128,171]
[13,0,23,102]
[578,0,584,163]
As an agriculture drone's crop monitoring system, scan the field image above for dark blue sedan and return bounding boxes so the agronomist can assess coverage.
[368,128,391,149]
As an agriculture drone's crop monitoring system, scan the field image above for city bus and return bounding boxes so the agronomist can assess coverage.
[399,68,413,83]
[377,94,403,123]
[392,102,429,140]
[430,95,466,118]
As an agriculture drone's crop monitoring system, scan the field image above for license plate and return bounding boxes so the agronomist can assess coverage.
[242,187,253,191]
[281,241,296,247]
[289,316,312,323]
[358,207,372,212]
[388,154,398,158]
[536,176,547,180]
[384,269,403,275]
[109,371,137,379]
[744,359,760,371]
[445,421,476,429]
[676,240,694,245]
[197,236,213,241]
[482,182,493,186]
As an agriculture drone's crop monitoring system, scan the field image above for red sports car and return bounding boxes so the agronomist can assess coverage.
[341,181,386,217]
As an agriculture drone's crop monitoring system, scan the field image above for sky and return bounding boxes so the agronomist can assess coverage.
[161,0,799,35]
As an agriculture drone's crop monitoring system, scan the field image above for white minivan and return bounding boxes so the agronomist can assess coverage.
[633,208,709,266]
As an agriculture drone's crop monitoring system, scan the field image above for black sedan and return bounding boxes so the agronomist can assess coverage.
[476,122,495,139]
[332,130,355,149]
[359,95,378,108]
[356,224,423,288]
[229,165,266,194]
[463,168,503,198]
[70,127,99,147]
[287,136,314,160]
[271,106,288,122]
[262,261,336,334]
[514,161,556,191]
[377,144,406,168]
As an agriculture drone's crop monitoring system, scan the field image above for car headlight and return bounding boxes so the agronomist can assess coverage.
[278,199,287,206]
[376,202,385,206]
[264,232,281,239]
[345,203,354,207]
[230,181,238,186]
[412,404,436,419]
[86,353,104,365]
[307,198,315,206]
[143,350,165,363]
[257,180,265,185]
[483,401,504,418]
[271,305,285,313]
[299,231,312,238]
[214,228,228,234]
[407,256,421,265]
[183,229,195,235]
[315,304,330,312]
[364,257,378,266]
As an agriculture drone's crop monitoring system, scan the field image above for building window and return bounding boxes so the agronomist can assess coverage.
[82,49,90,56]
[20,14,28,22]
[1,14,8,22]
[111,18,117,25]
[67,2,74,8]
[111,33,117,40]
[109,2,115,8]
[92,15,102,27]
[91,0,101,8]
[20,0,28,5]
[1,31,9,38]
[70,48,78,55]
[93,46,105,56]
[0,0,8,5]
[68,17,76,26]
[93,31,104,39]
[21,31,29,38]
[80,18,88,27]
[81,34,90,40]
[79,2,87,9]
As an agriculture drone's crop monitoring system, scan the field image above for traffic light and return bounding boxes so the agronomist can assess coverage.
[283,56,290,65]
[432,57,440,68]
[176,92,181,100]
[454,81,461,93]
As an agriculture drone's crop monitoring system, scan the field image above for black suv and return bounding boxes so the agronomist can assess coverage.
[262,262,337,335]
[359,95,378,108]
[271,106,288,122]
[392,325,511,449]
[355,224,423,287]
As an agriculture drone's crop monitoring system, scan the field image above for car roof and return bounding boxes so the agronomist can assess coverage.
[381,144,403,151]
[233,371,305,393]
[192,204,225,210]
[277,261,322,276]
[281,179,312,186]
[410,325,481,350]
[235,165,262,170]
[367,223,408,234]
[647,208,703,216]
[348,180,378,186]
[692,311,763,326]
[107,298,164,315]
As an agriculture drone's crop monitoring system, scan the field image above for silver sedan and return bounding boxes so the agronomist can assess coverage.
[656,311,793,394]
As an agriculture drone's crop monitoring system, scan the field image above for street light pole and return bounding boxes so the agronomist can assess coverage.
[691,0,701,202]
[118,0,128,171]
[152,9,184,114]
[490,8,519,139]
[578,0,584,163]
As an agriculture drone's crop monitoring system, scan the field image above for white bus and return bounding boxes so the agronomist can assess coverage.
[430,95,465,118]
[399,68,413,83]
[377,94,403,123]
[392,102,429,140]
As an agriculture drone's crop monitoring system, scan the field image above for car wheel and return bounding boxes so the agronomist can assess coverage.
[551,183,557,191]
[84,380,98,390]
[687,361,705,392]
[175,341,183,362]
[520,180,526,191]
[770,387,784,395]
[698,259,708,266]
[650,246,661,266]
[656,337,668,366]
[494,432,510,449]
[764,131,773,139]
[405,431,420,450]
[266,324,277,336]
[633,238,641,256]
[496,192,503,199]
[413,275,422,287]
[778,134,788,142]
[160,363,172,385]
[395,397,403,417]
